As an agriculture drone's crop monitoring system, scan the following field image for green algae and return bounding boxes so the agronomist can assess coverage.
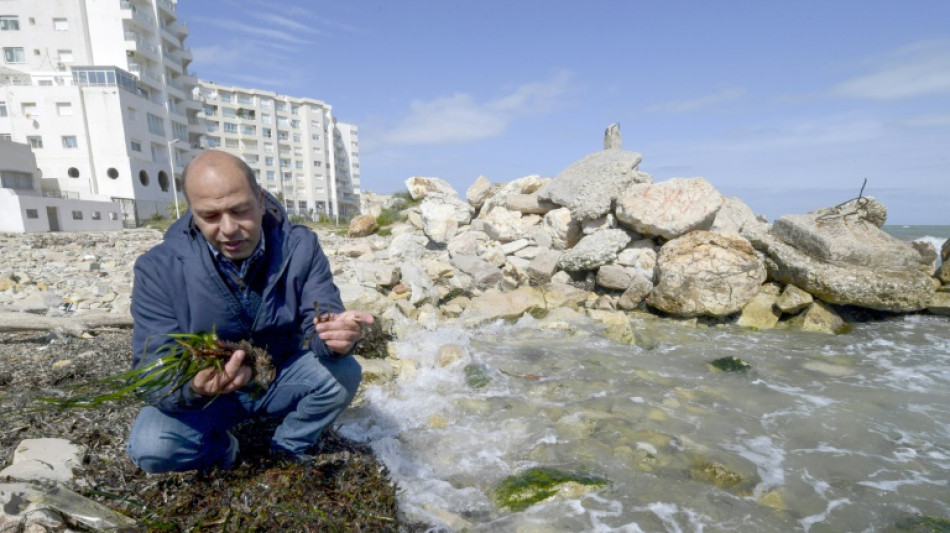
[464,363,491,388]
[689,460,744,490]
[895,514,950,532]
[493,466,607,511]
[708,356,751,372]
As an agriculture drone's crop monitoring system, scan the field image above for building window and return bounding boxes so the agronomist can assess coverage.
[57,50,73,63]
[139,170,149,186]
[0,101,6,116]
[62,136,78,148]
[0,16,20,31]
[261,113,271,125]
[109,212,118,221]
[53,18,68,31]
[262,127,272,138]
[22,103,37,116]
[27,136,42,149]
[221,107,236,118]
[1,171,33,189]
[158,171,169,192]
[223,122,237,133]
[67,167,79,177]
[265,157,274,166]
[266,171,275,181]
[56,102,73,116]
[260,99,271,108]
[107,168,119,179]
[130,140,142,152]
[91,211,101,220]
[26,209,38,219]
[225,138,238,148]
[72,210,83,220]
[0,134,11,141]
[146,113,165,135]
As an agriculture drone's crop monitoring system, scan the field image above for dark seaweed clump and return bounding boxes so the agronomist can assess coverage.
[0,329,426,532]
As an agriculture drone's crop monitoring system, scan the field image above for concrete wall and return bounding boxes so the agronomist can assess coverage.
[0,189,123,233]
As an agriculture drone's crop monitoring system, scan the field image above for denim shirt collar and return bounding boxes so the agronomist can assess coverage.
[207,233,266,285]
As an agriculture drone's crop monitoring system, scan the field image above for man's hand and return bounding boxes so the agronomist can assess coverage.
[190,349,253,396]
[315,310,375,355]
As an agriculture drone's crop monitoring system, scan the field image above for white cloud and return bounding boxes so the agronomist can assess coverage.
[381,72,573,146]
[647,85,746,114]
[830,39,950,100]
[194,16,313,45]
[899,112,950,128]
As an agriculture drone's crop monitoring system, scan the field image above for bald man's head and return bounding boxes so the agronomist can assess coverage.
[182,150,260,204]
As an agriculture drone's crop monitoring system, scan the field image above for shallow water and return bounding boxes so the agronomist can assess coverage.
[341,312,950,532]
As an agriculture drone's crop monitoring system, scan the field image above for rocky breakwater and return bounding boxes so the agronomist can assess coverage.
[331,126,947,353]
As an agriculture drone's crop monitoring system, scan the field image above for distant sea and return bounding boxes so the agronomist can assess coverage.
[883,225,950,242]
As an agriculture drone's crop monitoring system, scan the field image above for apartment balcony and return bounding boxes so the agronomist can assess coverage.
[156,0,175,16]
[162,53,183,76]
[119,0,155,29]
[168,20,188,39]
[124,31,160,61]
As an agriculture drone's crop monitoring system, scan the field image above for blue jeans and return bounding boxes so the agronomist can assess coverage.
[127,352,361,473]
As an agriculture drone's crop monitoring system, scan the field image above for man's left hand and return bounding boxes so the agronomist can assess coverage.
[314,310,375,355]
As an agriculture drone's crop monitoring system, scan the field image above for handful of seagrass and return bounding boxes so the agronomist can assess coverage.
[38,331,275,409]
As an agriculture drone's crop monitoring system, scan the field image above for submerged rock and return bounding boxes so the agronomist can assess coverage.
[493,466,607,511]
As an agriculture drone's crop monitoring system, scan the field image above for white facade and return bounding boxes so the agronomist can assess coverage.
[0,0,200,229]
[195,81,362,220]
[0,140,122,232]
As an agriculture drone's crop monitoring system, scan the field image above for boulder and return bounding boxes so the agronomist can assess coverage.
[736,286,781,330]
[771,213,924,272]
[460,286,548,327]
[450,254,502,289]
[479,206,526,242]
[405,176,458,200]
[506,193,557,215]
[785,301,848,334]
[808,196,887,228]
[709,197,769,241]
[538,149,650,221]
[527,249,562,285]
[756,208,935,312]
[758,234,935,312]
[420,196,474,245]
[347,215,378,238]
[649,231,766,317]
[354,261,400,288]
[399,263,439,307]
[557,229,632,272]
[542,208,581,250]
[775,284,813,314]
[466,175,492,209]
[596,264,636,291]
[615,177,726,240]
[912,240,938,275]
[927,291,950,316]
[617,273,653,310]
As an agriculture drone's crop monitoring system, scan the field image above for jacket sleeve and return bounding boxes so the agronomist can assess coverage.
[131,252,210,411]
[298,231,347,359]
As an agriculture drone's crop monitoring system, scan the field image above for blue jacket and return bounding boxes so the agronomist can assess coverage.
[131,192,344,411]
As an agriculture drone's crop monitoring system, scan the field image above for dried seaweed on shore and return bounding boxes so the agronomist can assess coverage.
[0,329,415,532]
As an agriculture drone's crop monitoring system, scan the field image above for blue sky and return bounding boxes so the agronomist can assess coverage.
[176,1,950,224]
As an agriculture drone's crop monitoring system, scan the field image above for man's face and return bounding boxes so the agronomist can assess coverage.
[186,159,264,262]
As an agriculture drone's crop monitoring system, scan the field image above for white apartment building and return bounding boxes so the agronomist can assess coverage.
[195,81,362,220]
[0,0,200,229]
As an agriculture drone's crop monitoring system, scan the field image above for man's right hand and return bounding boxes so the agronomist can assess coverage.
[190,349,253,396]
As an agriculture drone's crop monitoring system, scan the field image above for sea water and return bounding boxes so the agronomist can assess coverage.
[339,228,950,532]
